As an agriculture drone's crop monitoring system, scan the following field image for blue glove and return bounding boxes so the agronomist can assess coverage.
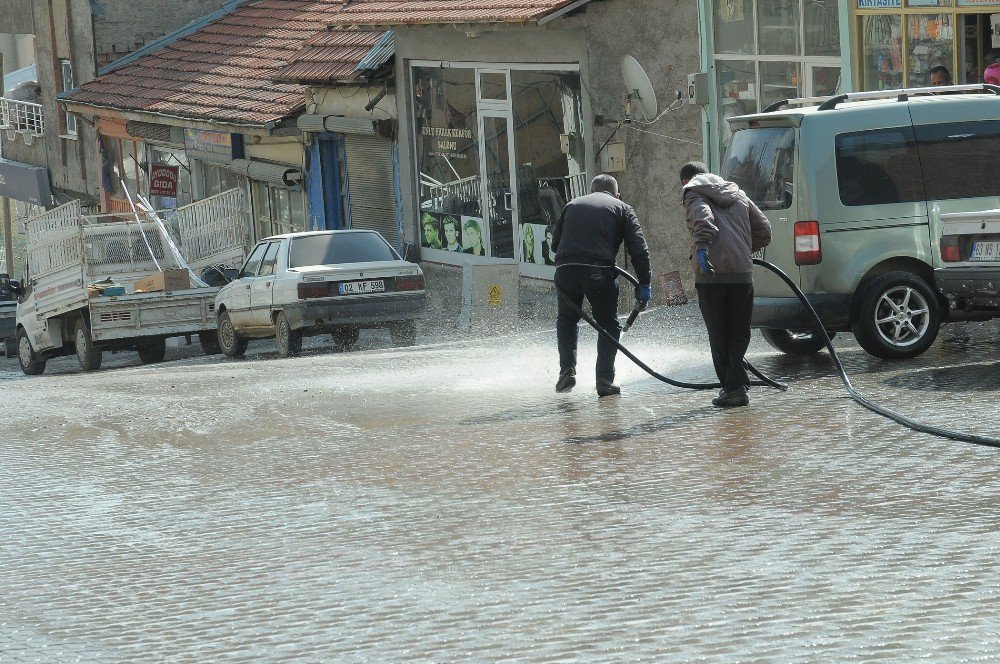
[636,284,652,308]
[696,247,716,275]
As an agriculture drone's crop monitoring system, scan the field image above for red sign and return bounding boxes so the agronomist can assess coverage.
[149,164,179,197]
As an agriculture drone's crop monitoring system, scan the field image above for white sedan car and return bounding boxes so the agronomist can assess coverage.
[215,230,426,358]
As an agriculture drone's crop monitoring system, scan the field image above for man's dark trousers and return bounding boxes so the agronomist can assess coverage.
[696,283,753,392]
[556,266,621,383]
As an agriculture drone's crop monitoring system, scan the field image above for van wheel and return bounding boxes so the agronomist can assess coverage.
[75,319,103,371]
[275,312,302,358]
[138,340,167,364]
[218,312,247,358]
[760,328,834,355]
[852,271,941,360]
[16,329,46,375]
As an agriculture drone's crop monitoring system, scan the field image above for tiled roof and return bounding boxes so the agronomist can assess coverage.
[322,0,588,26]
[273,28,384,84]
[63,0,386,128]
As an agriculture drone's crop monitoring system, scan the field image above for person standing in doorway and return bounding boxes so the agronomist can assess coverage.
[553,174,651,397]
[680,162,771,408]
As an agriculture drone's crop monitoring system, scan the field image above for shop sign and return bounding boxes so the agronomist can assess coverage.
[183,129,233,163]
[421,126,472,160]
[857,0,901,7]
[149,164,179,197]
[0,157,52,206]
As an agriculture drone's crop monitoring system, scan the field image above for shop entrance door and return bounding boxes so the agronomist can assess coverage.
[478,110,518,260]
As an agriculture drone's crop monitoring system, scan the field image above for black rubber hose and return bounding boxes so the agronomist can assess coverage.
[554,265,787,392]
[752,258,1000,448]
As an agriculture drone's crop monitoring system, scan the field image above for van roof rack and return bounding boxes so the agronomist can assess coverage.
[816,83,1000,111]
[762,95,834,113]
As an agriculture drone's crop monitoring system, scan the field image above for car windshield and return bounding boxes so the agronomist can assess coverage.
[288,232,398,268]
[722,127,795,210]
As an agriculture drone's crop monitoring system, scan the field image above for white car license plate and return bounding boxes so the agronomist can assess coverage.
[969,241,1000,262]
[339,280,385,295]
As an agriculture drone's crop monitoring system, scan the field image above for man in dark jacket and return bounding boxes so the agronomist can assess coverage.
[681,162,771,408]
[552,174,652,397]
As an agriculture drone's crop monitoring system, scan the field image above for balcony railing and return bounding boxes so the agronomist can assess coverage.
[0,97,44,145]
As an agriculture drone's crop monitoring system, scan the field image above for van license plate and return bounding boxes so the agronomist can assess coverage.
[969,241,1000,262]
[339,280,385,295]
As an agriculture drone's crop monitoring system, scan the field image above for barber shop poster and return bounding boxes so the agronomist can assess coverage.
[520,223,556,266]
[421,211,487,255]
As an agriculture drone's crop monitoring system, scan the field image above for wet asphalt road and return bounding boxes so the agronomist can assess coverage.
[2,303,1000,661]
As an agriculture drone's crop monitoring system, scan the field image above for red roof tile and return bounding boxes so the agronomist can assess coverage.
[320,0,589,26]
[273,28,384,84]
[63,0,387,128]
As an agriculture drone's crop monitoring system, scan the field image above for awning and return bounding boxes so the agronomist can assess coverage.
[297,114,376,135]
[225,159,302,188]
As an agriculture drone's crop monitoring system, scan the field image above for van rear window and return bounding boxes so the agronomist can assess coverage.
[721,127,794,210]
[835,128,924,206]
[915,120,1000,201]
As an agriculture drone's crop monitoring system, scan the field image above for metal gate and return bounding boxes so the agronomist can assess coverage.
[344,134,399,249]
[173,188,249,273]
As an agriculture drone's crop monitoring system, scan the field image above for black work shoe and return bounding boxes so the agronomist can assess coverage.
[556,368,576,393]
[596,380,621,398]
[712,388,749,408]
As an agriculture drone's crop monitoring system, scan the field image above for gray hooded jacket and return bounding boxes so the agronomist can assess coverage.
[682,173,772,285]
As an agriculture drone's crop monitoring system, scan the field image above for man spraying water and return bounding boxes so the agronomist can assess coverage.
[552,174,652,397]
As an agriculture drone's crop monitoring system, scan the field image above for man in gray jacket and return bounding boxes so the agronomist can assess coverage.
[681,161,771,408]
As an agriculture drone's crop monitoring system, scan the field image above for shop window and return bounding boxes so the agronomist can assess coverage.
[835,128,924,207]
[252,181,306,240]
[717,60,757,157]
[862,15,904,90]
[804,0,841,57]
[412,66,482,253]
[722,126,795,211]
[758,0,800,56]
[510,70,585,267]
[915,120,1000,201]
[760,61,802,111]
[907,14,954,88]
[714,0,756,55]
[102,136,142,201]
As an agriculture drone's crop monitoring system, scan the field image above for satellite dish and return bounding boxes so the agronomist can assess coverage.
[622,55,657,121]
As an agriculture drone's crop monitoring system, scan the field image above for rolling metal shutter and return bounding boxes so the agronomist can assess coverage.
[344,134,399,248]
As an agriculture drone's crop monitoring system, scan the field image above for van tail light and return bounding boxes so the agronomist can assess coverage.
[794,221,822,265]
[298,282,330,299]
[940,238,961,263]
[395,274,425,292]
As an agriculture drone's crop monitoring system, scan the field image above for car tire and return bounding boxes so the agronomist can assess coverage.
[218,311,247,359]
[16,328,46,375]
[198,331,221,355]
[760,328,834,355]
[138,340,167,364]
[332,327,359,349]
[851,271,941,360]
[75,319,103,372]
[389,321,417,347]
[275,312,302,358]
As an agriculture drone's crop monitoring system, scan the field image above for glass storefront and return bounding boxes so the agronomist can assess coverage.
[711,0,843,159]
[855,2,1000,90]
[411,62,585,278]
